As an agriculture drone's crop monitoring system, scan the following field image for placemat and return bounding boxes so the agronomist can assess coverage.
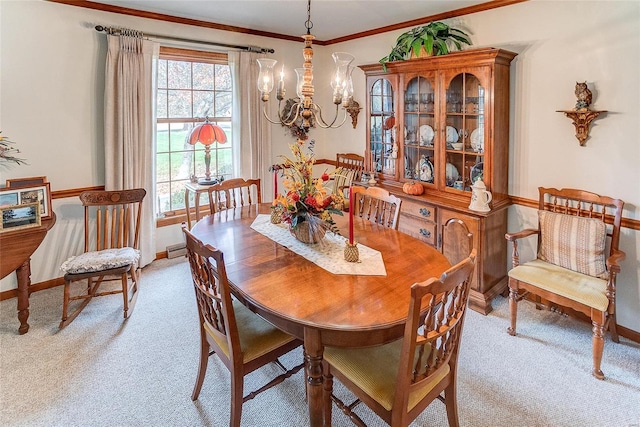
[250,215,387,276]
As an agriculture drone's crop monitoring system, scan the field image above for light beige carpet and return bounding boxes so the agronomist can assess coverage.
[1,257,639,426]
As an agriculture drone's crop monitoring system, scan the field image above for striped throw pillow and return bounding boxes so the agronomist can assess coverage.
[332,167,356,196]
[538,210,608,279]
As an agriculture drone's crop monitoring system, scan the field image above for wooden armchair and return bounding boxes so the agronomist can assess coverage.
[323,250,477,427]
[182,227,303,426]
[505,187,625,379]
[352,186,402,230]
[59,189,146,328]
[207,178,261,213]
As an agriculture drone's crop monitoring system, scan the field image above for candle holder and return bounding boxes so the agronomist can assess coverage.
[270,205,283,224]
[344,241,359,263]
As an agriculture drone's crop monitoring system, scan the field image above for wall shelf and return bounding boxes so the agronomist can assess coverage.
[557,109,607,146]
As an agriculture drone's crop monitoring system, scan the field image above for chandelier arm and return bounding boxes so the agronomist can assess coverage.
[262,100,302,127]
[312,103,348,129]
[279,101,304,127]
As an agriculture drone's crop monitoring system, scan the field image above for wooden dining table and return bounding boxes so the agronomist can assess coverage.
[190,204,451,427]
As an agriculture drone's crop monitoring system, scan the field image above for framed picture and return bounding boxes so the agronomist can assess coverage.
[0,183,52,220]
[0,202,41,233]
[5,176,48,188]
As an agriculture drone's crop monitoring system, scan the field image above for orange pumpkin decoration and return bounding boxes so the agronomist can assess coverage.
[403,181,424,195]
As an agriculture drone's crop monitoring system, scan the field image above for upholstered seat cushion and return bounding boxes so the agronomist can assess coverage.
[509,259,609,311]
[324,340,449,412]
[60,247,140,274]
[204,300,297,363]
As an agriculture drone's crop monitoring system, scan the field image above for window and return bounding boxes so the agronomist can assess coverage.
[156,47,233,218]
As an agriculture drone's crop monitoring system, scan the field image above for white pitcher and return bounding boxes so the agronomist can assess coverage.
[468,179,492,212]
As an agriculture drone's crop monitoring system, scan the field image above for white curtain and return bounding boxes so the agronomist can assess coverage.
[104,34,158,267]
[229,51,273,199]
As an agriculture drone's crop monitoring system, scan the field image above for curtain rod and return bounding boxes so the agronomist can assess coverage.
[94,25,275,54]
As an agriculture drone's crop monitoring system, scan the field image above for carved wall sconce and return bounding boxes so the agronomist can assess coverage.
[557,82,606,146]
[345,99,361,129]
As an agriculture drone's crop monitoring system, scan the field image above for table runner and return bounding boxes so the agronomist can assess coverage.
[250,215,387,276]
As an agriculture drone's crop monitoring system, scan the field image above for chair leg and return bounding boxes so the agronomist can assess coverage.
[59,279,95,329]
[444,379,460,427]
[322,363,333,427]
[230,369,244,427]
[507,281,518,336]
[121,273,129,318]
[609,312,620,343]
[61,280,70,324]
[191,331,210,400]
[123,268,139,319]
[591,319,606,380]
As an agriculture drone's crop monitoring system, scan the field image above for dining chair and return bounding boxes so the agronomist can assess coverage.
[351,186,402,230]
[505,187,625,379]
[322,250,477,427]
[333,153,365,198]
[441,218,474,265]
[59,188,146,329]
[182,226,303,427]
[207,178,261,214]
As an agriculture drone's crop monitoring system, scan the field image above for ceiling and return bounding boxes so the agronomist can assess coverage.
[89,0,491,42]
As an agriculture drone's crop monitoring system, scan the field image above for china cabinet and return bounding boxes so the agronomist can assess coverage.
[360,48,517,314]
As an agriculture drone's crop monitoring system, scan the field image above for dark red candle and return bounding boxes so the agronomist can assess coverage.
[348,186,354,244]
[274,171,278,199]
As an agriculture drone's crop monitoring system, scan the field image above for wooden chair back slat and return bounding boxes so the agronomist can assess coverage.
[80,189,146,252]
[184,228,237,351]
[402,250,476,391]
[207,178,261,214]
[336,153,365,182]
[351,186,401,229]
[538,187,624,254]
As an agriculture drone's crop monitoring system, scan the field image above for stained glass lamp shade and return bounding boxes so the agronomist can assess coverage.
[188,119,227,185]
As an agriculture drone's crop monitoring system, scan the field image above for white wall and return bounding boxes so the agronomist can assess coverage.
[1,1,639,331]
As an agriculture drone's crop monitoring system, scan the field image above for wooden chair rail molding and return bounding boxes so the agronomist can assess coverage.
[51,186,105,200]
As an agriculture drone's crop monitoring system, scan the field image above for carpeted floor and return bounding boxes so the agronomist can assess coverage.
[1,257,639,427]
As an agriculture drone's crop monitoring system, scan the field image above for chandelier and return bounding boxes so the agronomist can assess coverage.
[256,0,355,132]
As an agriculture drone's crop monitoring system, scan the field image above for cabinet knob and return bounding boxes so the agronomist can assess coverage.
[419,208,431,217]
[419,228,431,238]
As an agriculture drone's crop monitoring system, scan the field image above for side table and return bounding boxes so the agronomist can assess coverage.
[184,182,213,229]
[0,213,56,334]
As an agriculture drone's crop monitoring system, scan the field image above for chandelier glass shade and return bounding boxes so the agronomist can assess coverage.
[256,0,355,132]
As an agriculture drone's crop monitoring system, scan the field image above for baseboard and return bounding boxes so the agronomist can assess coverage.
[618,324,640,343]
[0,277,65,301]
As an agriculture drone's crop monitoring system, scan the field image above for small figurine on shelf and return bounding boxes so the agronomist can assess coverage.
[574,81,593,110]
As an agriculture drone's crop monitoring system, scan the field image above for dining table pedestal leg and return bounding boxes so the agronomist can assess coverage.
[304,328,325,427]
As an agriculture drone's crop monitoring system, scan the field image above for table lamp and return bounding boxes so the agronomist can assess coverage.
[188,118,227,185]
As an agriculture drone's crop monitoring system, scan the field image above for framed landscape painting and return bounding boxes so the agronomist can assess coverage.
[0,183,52,220]
[0,202,41,232]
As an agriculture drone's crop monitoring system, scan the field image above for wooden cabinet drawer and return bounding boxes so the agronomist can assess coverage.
[398,214,437,246]
[400,199,437,221]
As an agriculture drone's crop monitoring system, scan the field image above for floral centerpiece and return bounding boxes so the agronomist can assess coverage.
[273,139,344,244]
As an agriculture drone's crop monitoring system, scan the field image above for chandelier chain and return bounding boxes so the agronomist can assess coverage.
[305,0,313,33]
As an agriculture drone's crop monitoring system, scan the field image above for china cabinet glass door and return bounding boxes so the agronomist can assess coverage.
[443,72,486,193]
[402,75,436,185]
[369,78,395,177]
